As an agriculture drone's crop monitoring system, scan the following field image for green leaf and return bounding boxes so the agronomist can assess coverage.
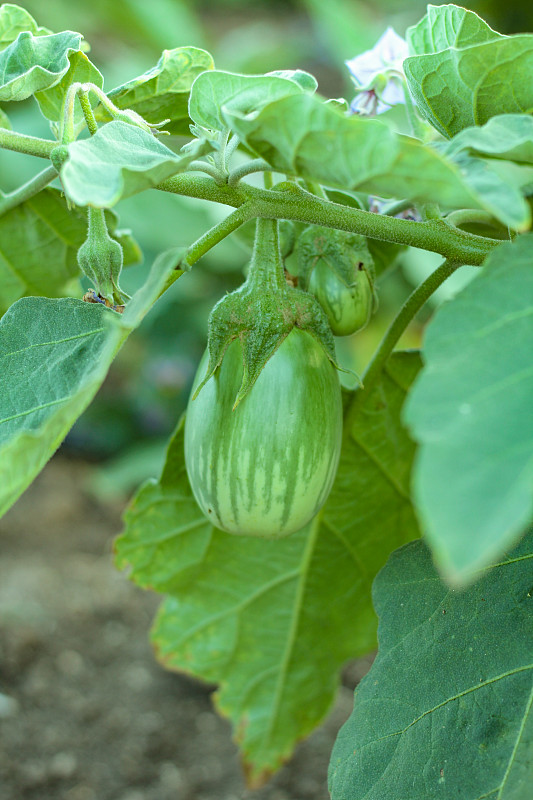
[329,533,533,800]
[266,69,318,93]
[115,351,421,783]
[0,187,141,314]
[189,70,307,134]
[0,246,183,520]
[100,47,214,136]
[404,6,533,139]
[0,105,11,129]
[224,92,508,215]
[0,4,51,50]
[452,153,531,231]
[406,4,501,56]
[0,30,82,102]
[404,234,533,582]
[60,120,207,207]
[35,50,103,123]
[445,114,533,165]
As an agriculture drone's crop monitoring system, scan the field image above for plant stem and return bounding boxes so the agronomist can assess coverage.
[0,128,57,159]
[61,82,82,144]
[78,88,99,135]
[346,258,460,426]
[156,175,500,266]
[228,158,276,186]
[0,165,57,217]
[186,160,227,183]
[184,204,253,266]
[158,204,253,298]
[248,217,285,291]
[446,209,500,229]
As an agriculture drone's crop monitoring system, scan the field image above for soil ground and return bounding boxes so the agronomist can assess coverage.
[0,458,372,800]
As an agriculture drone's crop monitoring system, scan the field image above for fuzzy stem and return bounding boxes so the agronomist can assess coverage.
[157,175,500,266]
[184,205,253,267]
[61,82,83,144]
[446,209,502,229]
[186,160,227,183]
[346,259,460,426]
[228,158,276,186]
[248,217,286,292]
[0,165,57,217]
[158,205,253,297]
[78,88,99,135]
[0,128,57,159]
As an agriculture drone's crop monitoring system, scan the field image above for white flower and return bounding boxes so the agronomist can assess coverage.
[345,27,408,116]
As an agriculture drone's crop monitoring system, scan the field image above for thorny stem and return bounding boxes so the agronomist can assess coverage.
[0,131,504,267]
[156,175,501,266]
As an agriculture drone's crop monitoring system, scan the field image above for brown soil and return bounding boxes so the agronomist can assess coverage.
[0,458,371,800]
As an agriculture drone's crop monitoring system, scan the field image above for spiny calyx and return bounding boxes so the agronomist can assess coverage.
[193,218,339,408]
[296,225,375,291]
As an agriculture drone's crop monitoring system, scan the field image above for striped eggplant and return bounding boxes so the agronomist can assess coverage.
[184,329,343,538]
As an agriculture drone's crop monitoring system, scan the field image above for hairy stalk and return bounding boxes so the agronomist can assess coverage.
[0,128,57,159]
[228,159,276,186]
[346,259,460,426]
[78,88,99,135]
[0,165,57,217]
[186,160,227,183]
[158,204,253,297]
[156,175,500,266]
[446,209,502,229]
[61,82,83,144]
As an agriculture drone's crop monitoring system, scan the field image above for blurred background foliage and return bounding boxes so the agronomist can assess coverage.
[1,0,530,498]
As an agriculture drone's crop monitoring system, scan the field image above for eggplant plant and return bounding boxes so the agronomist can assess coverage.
[0,3,532,797]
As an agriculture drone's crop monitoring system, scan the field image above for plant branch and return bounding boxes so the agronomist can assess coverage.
[186,160,227,183]
[78,87,99,135]
[0,128,57,159]
[228,158,277,186]
[156,175,501,266]
[0,165,57,217]
[158,204,254,297]
[345,258,460,426]
[445,209,502,229]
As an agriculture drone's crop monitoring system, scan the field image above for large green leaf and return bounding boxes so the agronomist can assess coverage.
[451,153,531,231]
[60,120,207,207]
[115,351,421,783]
[189,69,309,133]
[35,50,103,123]
[0,30,82,102]
[100,47,214,136]
[404,6,533,139]
[0,4,51,50]
[445,114,533,165]
[404,235,533,583]
[407,4,501,55]
[0,247,184,519]
[224,91,517,218]
[0,187,141,314]
[329,533,533,800]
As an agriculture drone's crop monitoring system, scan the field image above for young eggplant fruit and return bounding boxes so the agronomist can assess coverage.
[296,225,376,336]
[184,218,343,538]
[185,330,343,537]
